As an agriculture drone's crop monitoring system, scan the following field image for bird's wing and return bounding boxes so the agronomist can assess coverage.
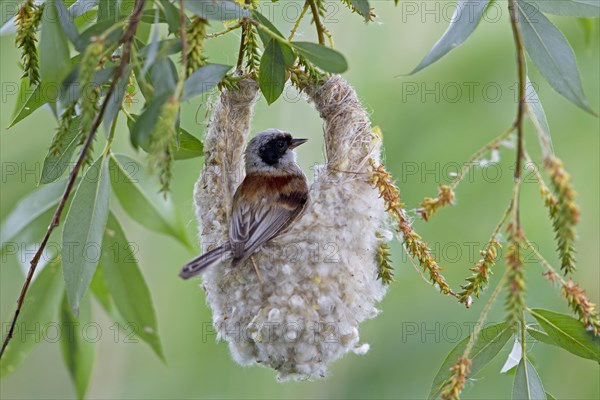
[229,174,308,261]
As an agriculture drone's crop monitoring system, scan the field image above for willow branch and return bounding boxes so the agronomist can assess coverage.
[463,271,508,358]
[308,0,325,45]
[179,0,188,76]
[174,0,188,98]
[0,0,147,360]
[206,22,242,38]
[289,0,310,41]
[450,125,515,191]
[508,0,527,232]
[236,24,247,70]
[236,0,253,70]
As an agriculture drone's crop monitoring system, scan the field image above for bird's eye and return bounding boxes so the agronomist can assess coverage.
[276,140,286,149]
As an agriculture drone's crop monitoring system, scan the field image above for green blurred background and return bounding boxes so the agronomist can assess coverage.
[1,1,598,398]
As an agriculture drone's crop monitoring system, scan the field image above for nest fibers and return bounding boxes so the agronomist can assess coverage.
[194,75,391,380]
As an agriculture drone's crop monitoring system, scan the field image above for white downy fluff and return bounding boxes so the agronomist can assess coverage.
[194,76,391,380]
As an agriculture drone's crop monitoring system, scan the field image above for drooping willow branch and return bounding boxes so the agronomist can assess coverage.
[308,0,326,45]
[441,271,508,400]
[0,0,147,360]
[178,0,188,79]
[438,3,534,399]
[508,0,527,233]
[289,0,310,41]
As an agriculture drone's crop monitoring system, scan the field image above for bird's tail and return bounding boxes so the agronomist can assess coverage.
[179,243,232,279]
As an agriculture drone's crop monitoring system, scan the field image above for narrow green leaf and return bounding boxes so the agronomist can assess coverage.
[9,81,56,129]
[108,154,188,245]
[101,213,164,361]
[68,0,99,20]
[1,180,66,248]
[291,42,348,73]
[184,0,249,21]
[60,292,95,399]
[130,92,170,149]
[182,64,232,102]
[126,115,202,160]
[140,38,182,59]
[253,10,286,42]
[103,66,131,135]
[62,156,111,315]
[10,78,34,126]
[132,48,154,102]
[174,127,204,160]
[517,0,595,114]
[253,11,296,66]
[529,308,600,362]
[350,0,371,21]
[90,265,115,315]
[151,57,177,97]
[0,16,18,36]
[527,326,557,346]
[97,0,118,22]
[40,117,83,184]
[60,66,116,106]
[90,266,134,334]
[55,0,80,44]
[142,8,160,75]
[0,262,63,377]
[2,208,59,273]
[429,322,513,399]
[259,39,286,105]
[40,0,71,86]
[75,18,123,51]
[513,358,546,400]
[529,0,600,17]
[525,77,553,158]
[159,0,181,34]
[409,0,490,74]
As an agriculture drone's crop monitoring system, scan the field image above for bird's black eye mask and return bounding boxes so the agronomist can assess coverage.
[259,136,292,165]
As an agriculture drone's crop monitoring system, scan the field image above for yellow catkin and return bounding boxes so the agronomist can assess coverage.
[149,98,180,194]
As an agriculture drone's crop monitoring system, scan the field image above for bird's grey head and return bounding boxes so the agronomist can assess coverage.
[245,129,308,173]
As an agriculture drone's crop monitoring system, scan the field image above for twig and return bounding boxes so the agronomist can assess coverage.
[308,0,325,45]
[174,0,188,98]
[236,24,247,70]
[523,150,552,195]
[457,201,512,306]
[463,270,508,359]
[508,0,527,232]
[236,0,252,70]
[206,22,242,38]
[0,0,146,360]
[288,0,310,41]
[441,271,508,399]
[450,125,515,191]
[523,239,563,284]
[179,0,188,77]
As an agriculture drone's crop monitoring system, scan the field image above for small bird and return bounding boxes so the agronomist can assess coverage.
[180,129,309,279]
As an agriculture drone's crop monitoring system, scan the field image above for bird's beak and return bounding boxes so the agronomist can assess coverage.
[289,138,308,149]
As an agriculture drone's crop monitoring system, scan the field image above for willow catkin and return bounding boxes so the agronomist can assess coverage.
[194,76,390,380]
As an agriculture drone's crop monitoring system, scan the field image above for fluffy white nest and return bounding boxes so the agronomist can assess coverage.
[194,75,391,380]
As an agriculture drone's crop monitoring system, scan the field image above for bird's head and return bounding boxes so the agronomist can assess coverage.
[245,129,308,172]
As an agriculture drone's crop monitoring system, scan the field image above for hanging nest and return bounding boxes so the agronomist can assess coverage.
[193,75,391,380]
